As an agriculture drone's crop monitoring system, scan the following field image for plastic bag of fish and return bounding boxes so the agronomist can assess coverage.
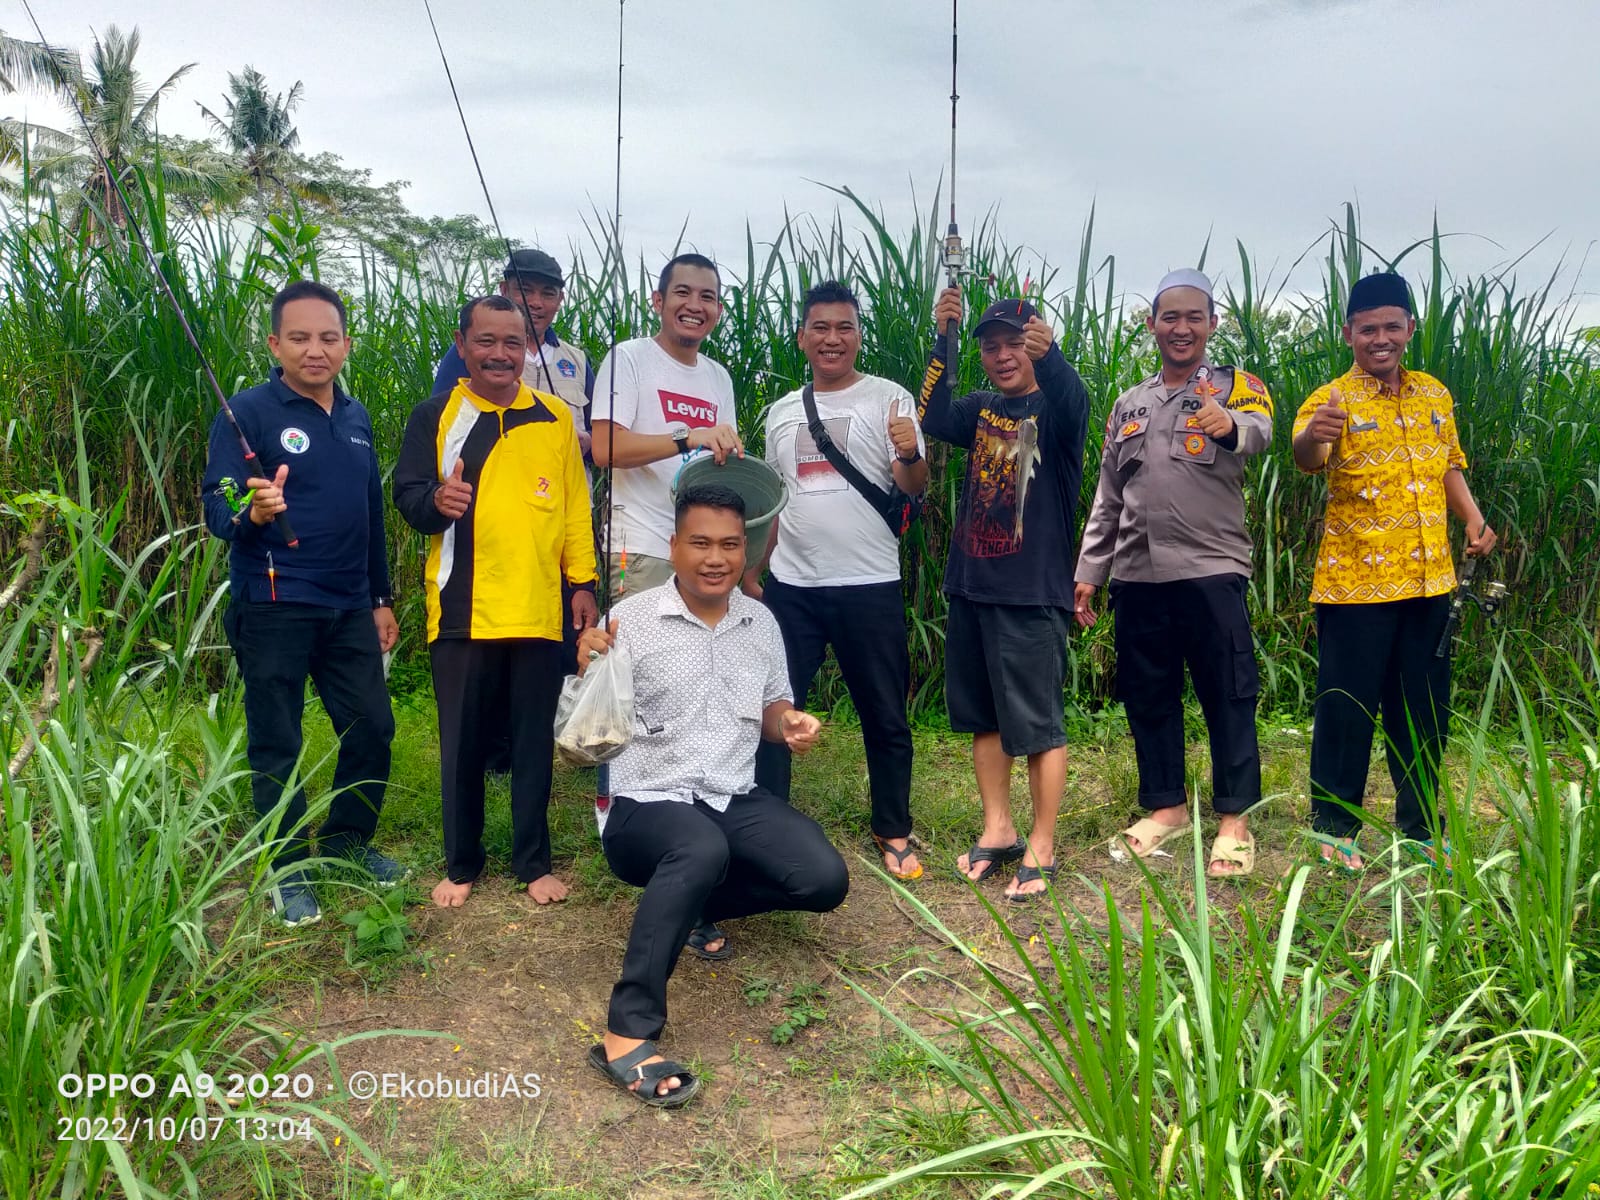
[554,644,635,766]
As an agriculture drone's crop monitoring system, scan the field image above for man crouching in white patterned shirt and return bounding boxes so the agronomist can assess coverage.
[576,482,849,1108]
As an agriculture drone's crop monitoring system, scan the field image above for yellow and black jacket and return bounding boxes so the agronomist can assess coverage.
[394,381,596,642]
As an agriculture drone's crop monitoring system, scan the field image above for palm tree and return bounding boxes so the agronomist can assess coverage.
[199,65,308,198]
[0,28,73,94]
[26,25,238,229]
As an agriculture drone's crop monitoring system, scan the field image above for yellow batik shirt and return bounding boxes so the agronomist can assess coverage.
[1292,366,1468,604]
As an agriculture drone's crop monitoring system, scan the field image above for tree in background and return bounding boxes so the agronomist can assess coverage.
[21,25,237,231]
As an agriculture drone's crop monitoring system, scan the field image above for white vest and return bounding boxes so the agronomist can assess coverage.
[521,335,589,429]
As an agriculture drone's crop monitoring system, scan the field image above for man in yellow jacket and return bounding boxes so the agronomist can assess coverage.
[395,295,598,906]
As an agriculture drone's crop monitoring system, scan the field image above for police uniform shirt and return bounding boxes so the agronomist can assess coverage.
[1075,361,1274,586]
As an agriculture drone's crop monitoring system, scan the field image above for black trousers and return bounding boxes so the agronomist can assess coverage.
[601,790,849,1040]
[430,637,564,884]
[753,579,914,838]
[1109,573,1261,814]
[222,601,395,868]
[1309,596,1452,841]
[482,585,580,773]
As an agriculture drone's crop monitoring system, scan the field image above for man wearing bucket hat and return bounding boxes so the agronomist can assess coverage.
[591,253,744,599]
[920,287,1090,902]
[1292,271,1496,871]
[576,483,848,1108]
[745,280,929,881]
[1073,269,1274,878]
[393,295,597,909]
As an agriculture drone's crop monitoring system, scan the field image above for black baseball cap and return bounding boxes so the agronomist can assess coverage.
[973,297,1038,336]
[504,248,564,288]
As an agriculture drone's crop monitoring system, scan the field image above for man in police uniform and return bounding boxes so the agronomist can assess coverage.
[1074,269,1273,878]
[1291,271,1495,870]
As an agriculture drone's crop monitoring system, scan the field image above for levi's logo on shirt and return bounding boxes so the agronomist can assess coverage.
[659,390,717,427]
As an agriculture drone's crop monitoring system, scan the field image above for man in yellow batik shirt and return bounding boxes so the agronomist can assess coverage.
[1291,272,1496,870]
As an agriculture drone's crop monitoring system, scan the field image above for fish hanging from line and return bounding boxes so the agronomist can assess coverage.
[1013,416,1040,541]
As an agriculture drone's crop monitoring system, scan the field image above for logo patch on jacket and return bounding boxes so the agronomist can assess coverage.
[557,357,578,378]
[1184,434,1207,456]
[280,428,310,454]
[535,476,551,499]
[1119,420,1144,438]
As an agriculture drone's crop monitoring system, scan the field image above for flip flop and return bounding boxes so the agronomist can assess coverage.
[1402,836,1454,879]
[872,833,924,881]
[1006,861,1057,905]
[686,921,732,961]
[1206,834,1256,879]
[1116,816,1192,859]
[588,1041,700,1108]
[1309,831,1363,875]
[958,837,1026,884]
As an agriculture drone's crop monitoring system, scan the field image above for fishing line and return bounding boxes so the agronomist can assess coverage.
[18,0,299,548]
[420,0,559,393]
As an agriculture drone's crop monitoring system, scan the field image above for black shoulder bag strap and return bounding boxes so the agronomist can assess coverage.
[801,384,920,538]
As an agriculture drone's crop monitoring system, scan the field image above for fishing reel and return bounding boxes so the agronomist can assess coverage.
[1434,556,1509,658]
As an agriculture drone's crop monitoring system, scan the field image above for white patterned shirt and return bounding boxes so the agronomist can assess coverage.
[595,581,792,834]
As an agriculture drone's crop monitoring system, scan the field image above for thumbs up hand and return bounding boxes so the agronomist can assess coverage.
[245,463,289,526]
[888,398,919,460]
[1193,392,1236,438]
[1306,385,1349,444]
[434,458,473,520]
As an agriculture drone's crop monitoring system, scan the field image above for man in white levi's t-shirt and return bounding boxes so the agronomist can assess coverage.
[744,280,930,880]
[591,254,743,598]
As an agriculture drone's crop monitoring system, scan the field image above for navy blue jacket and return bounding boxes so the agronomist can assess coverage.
[201,368,391,609]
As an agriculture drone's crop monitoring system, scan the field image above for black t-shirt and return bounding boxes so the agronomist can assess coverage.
[917,342,1089,608]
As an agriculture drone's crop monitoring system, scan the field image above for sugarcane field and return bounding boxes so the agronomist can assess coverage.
[4,2,1600,1198]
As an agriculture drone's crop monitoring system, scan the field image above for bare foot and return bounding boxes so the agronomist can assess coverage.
[957,826,1020,882]
[601,1032,684,1098]
[525,875,570,904]
[431,879,472,908]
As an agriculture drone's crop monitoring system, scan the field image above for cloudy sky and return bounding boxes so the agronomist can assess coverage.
[13,0,1600,319]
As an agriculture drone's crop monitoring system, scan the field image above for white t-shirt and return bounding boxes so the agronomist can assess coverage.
[592,337,737,559]
[763,375,926,587]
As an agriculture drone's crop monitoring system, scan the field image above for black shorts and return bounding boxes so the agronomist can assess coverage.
[944,596,1069,757]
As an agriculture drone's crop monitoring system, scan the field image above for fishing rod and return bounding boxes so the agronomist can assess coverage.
[600,0,625,616]
[939,0,971,367]
[19,0,298,548]
[420,0,560,397]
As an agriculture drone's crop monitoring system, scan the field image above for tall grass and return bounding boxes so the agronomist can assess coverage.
[840,658,1600,1198]
[0,471,393,1198]
[1,171,1595,715]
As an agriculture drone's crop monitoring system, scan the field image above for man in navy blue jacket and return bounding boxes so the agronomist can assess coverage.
[202,280,405,927]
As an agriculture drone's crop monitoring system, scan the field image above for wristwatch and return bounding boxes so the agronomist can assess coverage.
[896,449,923,465]
[665,421,691,457]
[372,595,393,609]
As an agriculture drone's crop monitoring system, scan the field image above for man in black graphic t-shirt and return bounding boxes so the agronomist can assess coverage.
[918,289,1089,901]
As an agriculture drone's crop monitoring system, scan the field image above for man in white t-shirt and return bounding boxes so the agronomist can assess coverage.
[591,253,743,597]
[744,280,930,880]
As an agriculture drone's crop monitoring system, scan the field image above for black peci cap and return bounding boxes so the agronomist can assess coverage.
[1346,271,1413,320]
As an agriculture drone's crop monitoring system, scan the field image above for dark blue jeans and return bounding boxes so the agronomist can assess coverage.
[222,601,395,868]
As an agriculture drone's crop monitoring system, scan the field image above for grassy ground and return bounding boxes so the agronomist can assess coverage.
[219,690,1466,1200]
